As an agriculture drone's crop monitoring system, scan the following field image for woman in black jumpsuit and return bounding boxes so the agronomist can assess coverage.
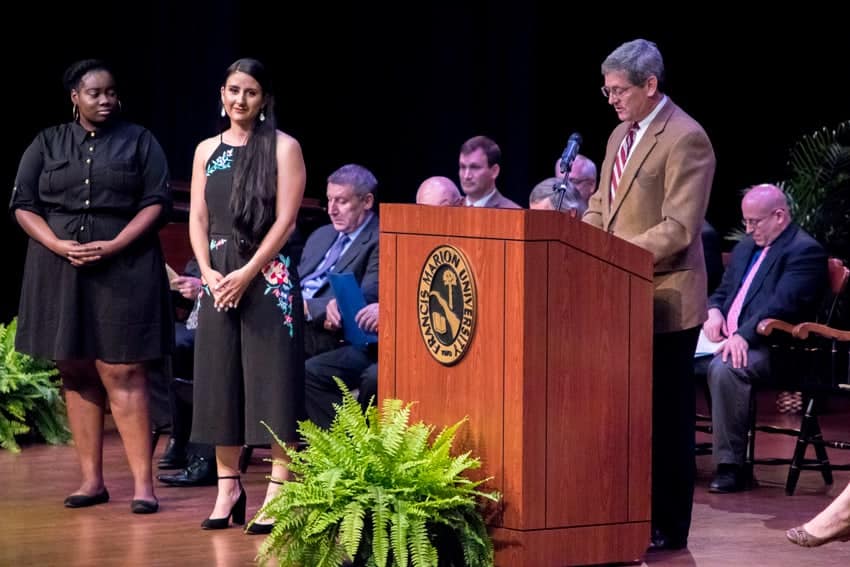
[188,58,306,532]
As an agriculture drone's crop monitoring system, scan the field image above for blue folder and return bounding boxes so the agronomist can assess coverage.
[328,272,378,347]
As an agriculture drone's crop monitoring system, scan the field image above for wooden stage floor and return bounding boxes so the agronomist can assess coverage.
[2,399,849,566]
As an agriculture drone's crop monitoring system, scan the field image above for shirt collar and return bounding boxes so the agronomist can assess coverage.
[465,187,497,207]
[70,119,121,146]
[342,211,374,243]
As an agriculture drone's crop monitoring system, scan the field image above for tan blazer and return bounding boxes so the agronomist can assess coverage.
[583,99,715,333]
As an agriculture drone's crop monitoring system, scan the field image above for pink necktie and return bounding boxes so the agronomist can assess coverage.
[610,122,639,205]
[726,246,771,335]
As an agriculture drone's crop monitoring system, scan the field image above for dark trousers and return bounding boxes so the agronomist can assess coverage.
[305,344,377,429]
[652,326,700,541]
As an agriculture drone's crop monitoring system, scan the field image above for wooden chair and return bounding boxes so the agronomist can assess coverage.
[750,257,850,494]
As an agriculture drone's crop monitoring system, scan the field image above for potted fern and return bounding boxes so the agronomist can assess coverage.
[255,381,500,567]
[0,317,70,452]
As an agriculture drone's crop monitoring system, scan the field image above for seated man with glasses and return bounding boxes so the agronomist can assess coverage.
[702,184,828,493]
[554,153,598,208]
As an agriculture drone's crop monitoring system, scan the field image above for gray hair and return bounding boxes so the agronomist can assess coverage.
[327,164,378,198]
[601,38,665,89]
[530,177,587,214]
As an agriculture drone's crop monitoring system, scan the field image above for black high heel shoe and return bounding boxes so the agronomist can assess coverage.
[245,478,284,535]
[201,475,246,529]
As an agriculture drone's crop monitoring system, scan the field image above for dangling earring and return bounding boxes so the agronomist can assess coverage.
[259,111,266,122]
[72,104,79,121]
[117,99,123,113]
[220,107,226,118]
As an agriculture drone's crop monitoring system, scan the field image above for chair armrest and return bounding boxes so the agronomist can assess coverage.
[792,322,850,342]
[757,318,796,337]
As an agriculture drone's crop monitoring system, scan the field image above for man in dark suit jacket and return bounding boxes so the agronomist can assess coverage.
[584,38,714,551]
[458,136,522,209]
[298,164,380,357]
[704,184,827,493]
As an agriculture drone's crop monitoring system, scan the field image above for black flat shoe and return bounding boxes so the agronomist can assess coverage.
[64,489,110,508]
[131,499,159,514]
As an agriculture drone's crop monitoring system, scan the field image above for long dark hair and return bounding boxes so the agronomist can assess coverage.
[223,58,278,254]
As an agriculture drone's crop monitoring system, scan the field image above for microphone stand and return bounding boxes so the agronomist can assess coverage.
[555,153,577,212]
[552,180,567,212]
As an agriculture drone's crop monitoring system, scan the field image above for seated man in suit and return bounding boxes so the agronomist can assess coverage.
[528,177,586,216]
[299,164,380,358]
[305,302,379,428]
[554,153,598,209]
[458,136,522,209]
[157,258,217,487]
[416,176,462,206]
[703,184,828,492]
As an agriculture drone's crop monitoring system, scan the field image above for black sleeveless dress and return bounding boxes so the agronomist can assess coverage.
[191,142,305,446]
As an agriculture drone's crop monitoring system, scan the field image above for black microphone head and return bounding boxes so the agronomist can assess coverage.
[569,132,583,145]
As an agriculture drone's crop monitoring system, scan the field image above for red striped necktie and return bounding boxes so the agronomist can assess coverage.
[610,122,640,205]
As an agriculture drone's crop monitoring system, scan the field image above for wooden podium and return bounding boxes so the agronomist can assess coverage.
[378,204,654,566]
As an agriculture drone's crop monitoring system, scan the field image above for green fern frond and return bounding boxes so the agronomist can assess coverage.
[390,500,410,567]
[0,318,68,452]
[258,388,499,567]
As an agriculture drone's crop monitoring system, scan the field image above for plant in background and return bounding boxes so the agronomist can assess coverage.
[0,318,70,452]
[256,380,500,567]
[780,120,850,262]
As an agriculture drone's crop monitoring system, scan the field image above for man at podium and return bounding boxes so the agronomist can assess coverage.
[584,38,715,551]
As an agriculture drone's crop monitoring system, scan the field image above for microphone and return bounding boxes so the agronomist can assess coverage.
[559,132,583,175]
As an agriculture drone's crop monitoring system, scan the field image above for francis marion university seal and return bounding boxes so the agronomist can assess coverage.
[417,245,477,365]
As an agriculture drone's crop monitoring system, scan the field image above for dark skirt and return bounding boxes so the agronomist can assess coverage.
[15,212,173,363]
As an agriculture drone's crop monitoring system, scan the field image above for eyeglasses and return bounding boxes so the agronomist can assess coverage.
[741,209,781,229]
[601,85,635,99]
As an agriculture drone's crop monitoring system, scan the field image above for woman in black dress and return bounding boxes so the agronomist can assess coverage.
[11,59,172,513]
[189,58,306,532]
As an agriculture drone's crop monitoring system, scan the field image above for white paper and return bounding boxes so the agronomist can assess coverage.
[695,329,726,357]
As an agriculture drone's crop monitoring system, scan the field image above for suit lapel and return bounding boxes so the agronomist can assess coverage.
[609,102,676,221]
[333,216,376,274]
[741,225,797,309]
[301,227,338,274]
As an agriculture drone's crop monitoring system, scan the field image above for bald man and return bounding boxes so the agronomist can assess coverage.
[416,176,462,206]
[704,184,828,493]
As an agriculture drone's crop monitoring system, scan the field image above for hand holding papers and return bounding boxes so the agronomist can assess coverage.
[695,328,727,357]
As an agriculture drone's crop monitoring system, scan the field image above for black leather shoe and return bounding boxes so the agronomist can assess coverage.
[709,463,745,493]
[157,437,188,470]
[648,528,687,551]
[157,455,216,487]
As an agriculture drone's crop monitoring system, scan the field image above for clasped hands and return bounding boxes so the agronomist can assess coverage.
[57,239,118,267]
[703,308,749,369]
[204,267,252,312]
